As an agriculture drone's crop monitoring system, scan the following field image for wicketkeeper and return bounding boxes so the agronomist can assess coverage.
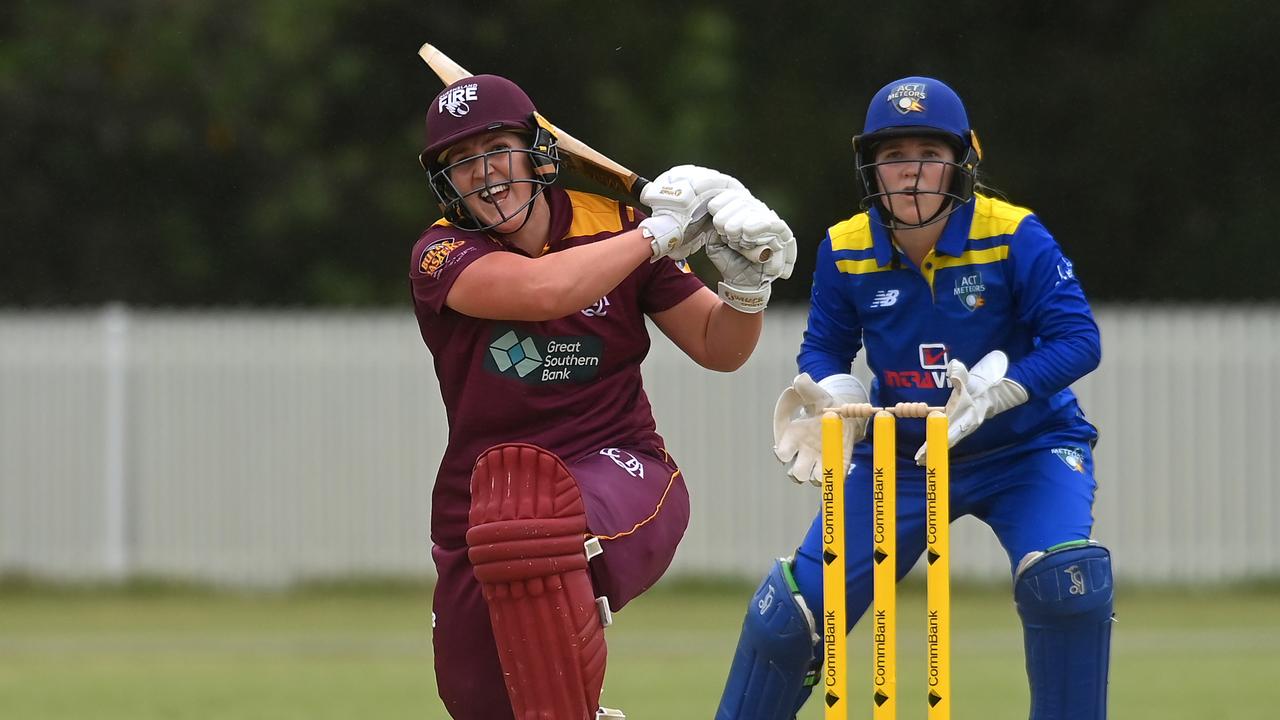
[716,76,1113,720]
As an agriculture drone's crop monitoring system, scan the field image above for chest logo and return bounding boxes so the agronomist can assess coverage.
[486,329,604,384]
[870,289,900,308]
[953,271,986,312]
[884,343,950,389]
[918,343,949,369]
[489,331,543,378]
[582,296,611,317]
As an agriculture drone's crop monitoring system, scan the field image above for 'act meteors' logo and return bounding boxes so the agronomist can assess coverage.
[1051,447,1086,473]
[887,83,927,114]
[954,271,986,312]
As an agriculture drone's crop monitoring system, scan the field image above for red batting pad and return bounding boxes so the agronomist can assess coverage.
[467,443,606,720]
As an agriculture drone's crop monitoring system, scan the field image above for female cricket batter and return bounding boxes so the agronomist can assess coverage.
[410,74,796,720]
[716,77,1112,720]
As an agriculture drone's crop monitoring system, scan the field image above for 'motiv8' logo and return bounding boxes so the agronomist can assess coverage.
[485,329,604,384]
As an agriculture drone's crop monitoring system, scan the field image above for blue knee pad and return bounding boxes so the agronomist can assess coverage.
[1014,541,1114,720]
[715,559,819,720]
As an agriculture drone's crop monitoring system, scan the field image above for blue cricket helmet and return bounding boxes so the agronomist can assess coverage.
[861,76,972,142]
[852,76,983,227]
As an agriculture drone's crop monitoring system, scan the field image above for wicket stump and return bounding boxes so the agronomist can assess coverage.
[821,404,950,720]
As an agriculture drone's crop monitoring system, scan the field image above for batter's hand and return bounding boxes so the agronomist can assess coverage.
[773,373,870,486]
[704,189,797,312]
[707,232,794,313]
[708,190,797,278]
[639,165,743,261]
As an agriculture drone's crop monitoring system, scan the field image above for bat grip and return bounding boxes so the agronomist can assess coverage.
[629,177,649,202]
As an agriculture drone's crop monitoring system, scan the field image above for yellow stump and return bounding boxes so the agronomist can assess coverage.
[820,412,847,719]
[871,411,897,720]
[925,411,951,719]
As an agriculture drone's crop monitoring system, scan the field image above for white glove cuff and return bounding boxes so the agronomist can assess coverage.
[986,377,1030,416]
[818,373,870,441]
[717,281,770,313]
[639,215,682,261]
[816,374,868,403]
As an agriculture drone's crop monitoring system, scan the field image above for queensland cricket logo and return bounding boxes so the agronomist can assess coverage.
[953,271,986,312]
[887,83,927,115]
[438,82,478,118]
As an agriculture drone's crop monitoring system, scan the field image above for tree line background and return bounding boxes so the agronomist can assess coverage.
[3,0,1275,307]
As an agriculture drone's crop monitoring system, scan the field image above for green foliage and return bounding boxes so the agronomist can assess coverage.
[1,1,1275,305]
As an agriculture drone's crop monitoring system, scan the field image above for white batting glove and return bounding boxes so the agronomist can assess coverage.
[708,189,795,269]
[912,350,1029,465]
[773,373,870,486]
[666,165,745,261]
[704,189,797,312]
[639,165,744,261]
[706,232,796,313]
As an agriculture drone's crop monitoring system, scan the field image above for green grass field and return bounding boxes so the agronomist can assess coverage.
[1,578,1277,719]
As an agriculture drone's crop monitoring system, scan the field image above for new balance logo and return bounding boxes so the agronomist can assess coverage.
[870,289,900,308]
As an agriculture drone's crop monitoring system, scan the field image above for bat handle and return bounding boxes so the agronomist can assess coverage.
[744,244,773,263]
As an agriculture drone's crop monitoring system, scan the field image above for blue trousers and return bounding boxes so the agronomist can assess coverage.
[792,436,1097,629]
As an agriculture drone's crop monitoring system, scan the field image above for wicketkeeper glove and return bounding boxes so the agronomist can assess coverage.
[912,350,1029,465]
[773,373,869,486]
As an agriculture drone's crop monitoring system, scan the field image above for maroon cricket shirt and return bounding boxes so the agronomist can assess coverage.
[409,187,705,548]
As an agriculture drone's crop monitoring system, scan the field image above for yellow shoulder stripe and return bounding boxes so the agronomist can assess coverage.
[566,190,624,237]
[970,194,1033,240]
[836,258,890,275]
[931,245,1009,271]
[828,212,873,252]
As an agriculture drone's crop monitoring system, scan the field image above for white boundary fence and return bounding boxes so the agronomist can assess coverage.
[1,305,1277,585]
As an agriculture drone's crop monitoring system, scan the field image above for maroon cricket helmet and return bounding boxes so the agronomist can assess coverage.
[423,74,539,166]
[419,74,561,232]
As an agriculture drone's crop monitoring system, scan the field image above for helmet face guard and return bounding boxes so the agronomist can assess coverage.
[854,131,980,229]
[420,75,561,233]
[420,125,560,232]
[851,77,982,229]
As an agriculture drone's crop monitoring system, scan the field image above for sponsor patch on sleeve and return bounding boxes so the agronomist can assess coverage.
[418,238,466,277]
